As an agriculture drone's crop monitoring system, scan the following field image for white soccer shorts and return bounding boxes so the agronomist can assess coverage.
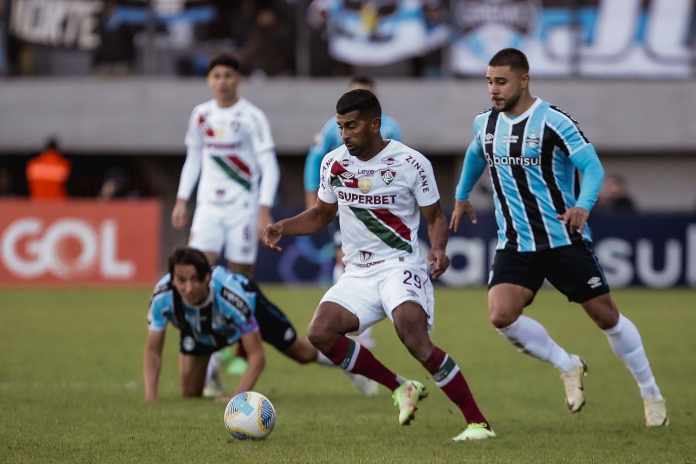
[320,258,435,334]
[189,202,258,264]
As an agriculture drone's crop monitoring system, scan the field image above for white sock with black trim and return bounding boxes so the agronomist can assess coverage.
[498,315,577,372]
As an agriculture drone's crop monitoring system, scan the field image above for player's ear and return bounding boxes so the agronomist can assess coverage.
[371,117,381,134]
[520,72,530,90]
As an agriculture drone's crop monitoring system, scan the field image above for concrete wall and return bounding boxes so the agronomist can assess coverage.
[2,78,696,154]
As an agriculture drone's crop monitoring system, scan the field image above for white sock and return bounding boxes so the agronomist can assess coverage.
[353,326,376,349]
[206,351,221,384]
[315,351,335,367]
[498,315,577,372]
[604,314,662,400]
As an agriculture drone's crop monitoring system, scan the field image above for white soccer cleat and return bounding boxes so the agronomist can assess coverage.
[348,373,380,397]
[452,423,496,441]
[203,373,225,398]
[560,355,587,413]
[644,398,669,427]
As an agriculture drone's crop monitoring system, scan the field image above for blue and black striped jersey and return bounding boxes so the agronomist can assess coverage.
[148,267,258,348]
[456,98,604,252]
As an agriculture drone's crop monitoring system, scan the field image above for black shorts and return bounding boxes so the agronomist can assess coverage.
[245,280,298,352]
[179,333,223,357]
[489,241,610,304]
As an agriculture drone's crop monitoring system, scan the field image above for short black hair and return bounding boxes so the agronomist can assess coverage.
[207,53,240,75]
[336,89,381,119]
[168,247,211,281]
[489,48,529,72]
[349,75,375,88]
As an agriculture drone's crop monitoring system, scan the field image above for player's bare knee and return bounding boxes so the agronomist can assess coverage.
[307,323,335,352]
[488,304,519,329]
[582,294,619,330]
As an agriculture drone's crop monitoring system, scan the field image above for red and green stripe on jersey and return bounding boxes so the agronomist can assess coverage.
[330,161,358,188]
[211,155,252,191]
[350,206,413,253]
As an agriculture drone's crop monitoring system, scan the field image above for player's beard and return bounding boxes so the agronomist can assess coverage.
[345,143,363,157]
[500,92,521,112]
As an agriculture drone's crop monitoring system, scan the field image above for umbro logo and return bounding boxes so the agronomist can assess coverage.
[587,276,602,289]
[485,133,494,143]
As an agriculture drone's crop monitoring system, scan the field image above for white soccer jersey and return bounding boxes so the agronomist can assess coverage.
[177,98,279,207]
[318,140,440,270]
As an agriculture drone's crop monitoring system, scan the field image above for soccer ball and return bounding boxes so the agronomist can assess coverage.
[224,391,277,440]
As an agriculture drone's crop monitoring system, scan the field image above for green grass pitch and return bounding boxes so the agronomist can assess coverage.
[1,287,694,463]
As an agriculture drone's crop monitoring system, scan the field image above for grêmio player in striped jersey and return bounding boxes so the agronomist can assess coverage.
[451,48,667,428]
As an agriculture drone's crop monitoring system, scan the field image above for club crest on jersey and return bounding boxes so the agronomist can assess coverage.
[525,134,540,148]
[485,133,494,144]
[380,169,395,185]
[358,177,373,193]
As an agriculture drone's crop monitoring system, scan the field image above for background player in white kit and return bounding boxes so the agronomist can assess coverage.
[263,90,495,441]
[171,53,279,276]
[171,53,279,395]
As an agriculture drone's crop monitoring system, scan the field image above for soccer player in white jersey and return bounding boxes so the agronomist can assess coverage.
[303,75,403,396]
[171,53,279,396]
[172,53,279,275]
[263,90,495,441]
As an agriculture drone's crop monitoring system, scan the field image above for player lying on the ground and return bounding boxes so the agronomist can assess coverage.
[450,47,667,427]
[263,89,495,441]
[143,246,378,401]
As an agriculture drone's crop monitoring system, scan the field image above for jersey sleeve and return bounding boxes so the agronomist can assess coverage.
[214,268,259,335]
[455,118,487,201]
[410,152,440,207]
[177,108,203,200]
[147,283,171,332]
[257,148,279,207]
[248,108,275,155]
[548,108,591,157]
[317,153,338,204]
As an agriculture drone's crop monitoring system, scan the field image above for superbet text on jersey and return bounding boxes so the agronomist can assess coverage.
[318,140,440,270]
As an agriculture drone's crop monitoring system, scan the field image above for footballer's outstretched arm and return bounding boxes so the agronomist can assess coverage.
[262,200,338,252]
[421,201,450,279]
[143,329,166,401]
[232,331,265,396]
[450,139,487,231]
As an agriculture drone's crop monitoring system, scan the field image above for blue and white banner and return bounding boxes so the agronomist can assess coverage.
[320,0,449,66]
[450,0,694,77]
[257,210,696,288]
